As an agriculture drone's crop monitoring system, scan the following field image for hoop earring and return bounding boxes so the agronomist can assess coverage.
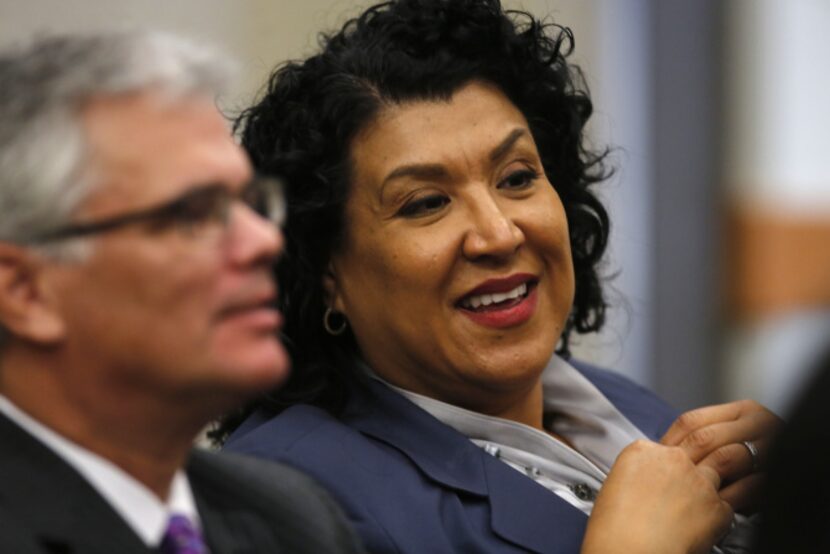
[323,307,348,336]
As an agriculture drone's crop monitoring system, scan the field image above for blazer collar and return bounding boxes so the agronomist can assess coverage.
[343,379,588,553]
[0,413,150,554]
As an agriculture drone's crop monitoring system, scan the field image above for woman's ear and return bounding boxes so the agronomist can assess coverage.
[0,243,66,344]
[322,261,347,314]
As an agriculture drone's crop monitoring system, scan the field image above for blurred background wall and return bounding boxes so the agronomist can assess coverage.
[1,0,827,415]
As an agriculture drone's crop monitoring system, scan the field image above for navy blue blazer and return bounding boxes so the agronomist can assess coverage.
[227,360,677,554]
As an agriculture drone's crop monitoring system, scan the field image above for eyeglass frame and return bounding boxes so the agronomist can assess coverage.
[27,176,286,244]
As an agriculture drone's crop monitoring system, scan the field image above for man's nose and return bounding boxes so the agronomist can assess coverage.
[225,203,283,266]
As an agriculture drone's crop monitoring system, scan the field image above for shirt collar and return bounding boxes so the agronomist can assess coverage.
[0,395,200,547]
[370,355,646,474]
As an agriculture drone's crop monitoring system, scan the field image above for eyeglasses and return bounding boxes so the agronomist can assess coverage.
[30,177,285,243]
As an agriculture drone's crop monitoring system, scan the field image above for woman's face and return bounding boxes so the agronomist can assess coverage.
[328,80,574,414]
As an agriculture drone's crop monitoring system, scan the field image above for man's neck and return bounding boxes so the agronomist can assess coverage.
[0,352,206,499]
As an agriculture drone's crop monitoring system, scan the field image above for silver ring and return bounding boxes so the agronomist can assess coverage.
[742,440,760,471]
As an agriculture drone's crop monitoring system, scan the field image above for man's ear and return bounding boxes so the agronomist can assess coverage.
[322,262,346,314]
[0,243,66,344]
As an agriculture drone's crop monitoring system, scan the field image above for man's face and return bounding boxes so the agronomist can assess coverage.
[42,91,288,408]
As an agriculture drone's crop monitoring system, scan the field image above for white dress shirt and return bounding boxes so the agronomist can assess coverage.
[373,355,755,553]
[0,395,201,548]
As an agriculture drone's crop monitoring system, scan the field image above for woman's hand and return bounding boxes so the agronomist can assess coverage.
[660,400,782,512]
[581,440,733,554]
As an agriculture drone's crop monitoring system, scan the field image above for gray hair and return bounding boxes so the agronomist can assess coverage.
[0,30,234,258]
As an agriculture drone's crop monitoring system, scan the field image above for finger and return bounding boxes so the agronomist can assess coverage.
[697,443,750,484]
[674,411,776,463]
[691,501,735,554]
[719,473,765,514]
[696,464,722,490]
[697,439,769,483]
[715,501,736,543]
[660,400,764,447]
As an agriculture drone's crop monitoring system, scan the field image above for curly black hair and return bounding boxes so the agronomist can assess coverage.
[216,0,610,436]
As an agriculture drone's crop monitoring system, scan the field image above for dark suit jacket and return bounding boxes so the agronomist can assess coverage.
[0,412,366,554]
[226,360,678,554]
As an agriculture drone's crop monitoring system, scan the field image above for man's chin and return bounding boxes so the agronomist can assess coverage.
[222,342,291,394]
[191,358,290,416]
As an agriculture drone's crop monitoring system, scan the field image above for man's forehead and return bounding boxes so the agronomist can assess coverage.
[77,90,246,212]
[81,90,229,153]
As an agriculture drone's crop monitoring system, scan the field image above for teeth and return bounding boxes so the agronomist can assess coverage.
[461,283,527,310]
[492,292,508,303]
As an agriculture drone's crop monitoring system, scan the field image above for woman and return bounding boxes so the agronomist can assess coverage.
[221,0,777,551]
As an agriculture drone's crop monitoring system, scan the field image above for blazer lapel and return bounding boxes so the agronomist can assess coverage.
[345,380,589,553]
[343,379,488,496]
[481,453,587,553]
[0,414,150,554]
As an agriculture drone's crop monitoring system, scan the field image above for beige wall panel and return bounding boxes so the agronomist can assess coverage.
[726,204,830,321]
[0,0,369,109]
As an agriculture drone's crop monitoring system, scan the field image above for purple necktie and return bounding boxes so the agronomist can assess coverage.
[159,514,210,554]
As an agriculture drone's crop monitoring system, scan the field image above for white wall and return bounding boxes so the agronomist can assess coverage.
[722,0,830,413]
[724,0,830,215]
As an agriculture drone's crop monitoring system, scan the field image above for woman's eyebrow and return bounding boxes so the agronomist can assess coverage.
[489,128,527,161]
[382,163,448,185]
[379,163,449,201]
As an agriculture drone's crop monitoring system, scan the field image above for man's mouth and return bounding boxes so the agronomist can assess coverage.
[223,298,274,315]
[217,285,281,330]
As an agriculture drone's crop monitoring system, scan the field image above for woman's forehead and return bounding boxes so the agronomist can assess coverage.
[350,82,531,175]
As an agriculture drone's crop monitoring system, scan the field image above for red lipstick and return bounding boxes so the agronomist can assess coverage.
[457,273,538,329]
[462,273,536,297]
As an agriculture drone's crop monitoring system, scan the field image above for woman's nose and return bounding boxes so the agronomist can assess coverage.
[461,195,524,261]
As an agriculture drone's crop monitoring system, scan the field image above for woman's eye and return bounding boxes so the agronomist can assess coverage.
[499,169,538,191]
[397,194,450,218]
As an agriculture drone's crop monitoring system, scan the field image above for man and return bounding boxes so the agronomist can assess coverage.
[0,31,365,553]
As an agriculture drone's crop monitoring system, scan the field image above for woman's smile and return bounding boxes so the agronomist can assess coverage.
[456,273,539,329]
